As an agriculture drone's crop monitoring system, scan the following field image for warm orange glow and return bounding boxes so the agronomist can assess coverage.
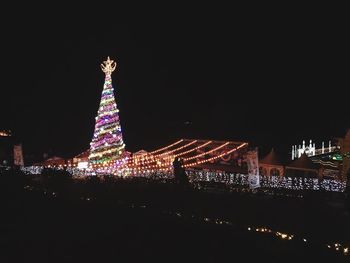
[0,131,11,137]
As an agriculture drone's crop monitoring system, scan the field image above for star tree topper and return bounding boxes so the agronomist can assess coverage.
[101,56,117,75]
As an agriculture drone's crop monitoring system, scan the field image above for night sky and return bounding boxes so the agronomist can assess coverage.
[1,6,348,160]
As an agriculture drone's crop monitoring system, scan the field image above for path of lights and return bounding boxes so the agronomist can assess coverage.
[34,186,346,257]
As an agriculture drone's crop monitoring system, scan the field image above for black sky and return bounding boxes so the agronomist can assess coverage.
[1,5,349,159]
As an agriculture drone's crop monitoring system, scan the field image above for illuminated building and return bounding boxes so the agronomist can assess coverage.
[259,148,284,176]
[291,139,338,160]
[285,153,320,178]
[303,130,350,179]
[337,129,350,179]
[73,149,89,169]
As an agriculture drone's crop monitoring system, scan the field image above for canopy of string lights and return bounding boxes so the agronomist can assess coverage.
[126,139,249,175]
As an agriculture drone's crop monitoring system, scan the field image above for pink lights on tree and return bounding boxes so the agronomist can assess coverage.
[89,57,126,165]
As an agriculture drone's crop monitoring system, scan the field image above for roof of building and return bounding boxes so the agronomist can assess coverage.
[34,156,67,166]
[260,148,283,166]
[345,129,350,140]
[286,153,319,170]
[134,150,148,156]
[74,149,90,159]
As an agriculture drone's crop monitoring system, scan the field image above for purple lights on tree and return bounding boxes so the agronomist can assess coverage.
[89,57,126,165]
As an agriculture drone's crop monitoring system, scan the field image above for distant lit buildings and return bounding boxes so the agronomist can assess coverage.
[338,129,350,179]
[259,129,350,180]
[291,139,339,160]
[259,149,284,176]
[285,153,320,178]
[0,130,13,166]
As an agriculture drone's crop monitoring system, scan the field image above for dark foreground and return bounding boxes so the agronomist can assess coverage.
[0,172,349,262]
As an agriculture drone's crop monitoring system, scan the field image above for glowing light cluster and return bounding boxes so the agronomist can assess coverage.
[89,57,125,166]
[276,231,294,240]
[0,130,11,137]
[327,243,349,256]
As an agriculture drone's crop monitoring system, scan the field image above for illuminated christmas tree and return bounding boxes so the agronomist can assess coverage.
[89,57,126,166]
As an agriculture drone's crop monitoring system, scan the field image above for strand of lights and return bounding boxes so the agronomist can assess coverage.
[183,143,247,168]
[186,170,346,192]
[128,141,245,172]
[89,144,125,159]
[127,154,170,166]
[139,140,196,160]
[312,159,339,168]
[129,166,173,176]
[138,140,195,160]
[183,142,231,161]
[275,231,294,240]
[130,140,198,166]
[148,139,184,155]
[157,140,198,157]
[91,135,123,149]
[128,161,172,170]
[174,141,213,158]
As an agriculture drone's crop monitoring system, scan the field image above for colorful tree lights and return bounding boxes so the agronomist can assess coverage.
[89,57,126,166]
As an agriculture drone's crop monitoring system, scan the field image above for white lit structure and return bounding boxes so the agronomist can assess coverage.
[291,140,338,160]
[77,161,89,169]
